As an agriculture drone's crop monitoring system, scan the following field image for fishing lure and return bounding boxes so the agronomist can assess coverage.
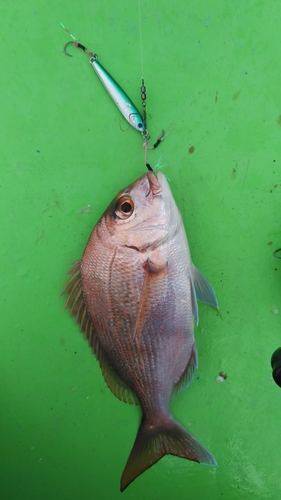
[64,41,148,138]
[63,40,166,160]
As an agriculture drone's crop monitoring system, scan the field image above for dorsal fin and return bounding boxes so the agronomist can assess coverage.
[60,260,139,405]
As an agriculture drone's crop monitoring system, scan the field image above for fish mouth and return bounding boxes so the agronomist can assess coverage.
[147,171,162,195]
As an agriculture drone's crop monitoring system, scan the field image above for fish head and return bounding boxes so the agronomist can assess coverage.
[103,171,180,251]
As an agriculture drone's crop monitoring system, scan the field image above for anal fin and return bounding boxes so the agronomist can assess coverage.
[172,343,198,398]
[191,279,199,325]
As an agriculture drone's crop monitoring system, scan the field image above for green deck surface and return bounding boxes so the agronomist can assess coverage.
[1,1,281,498]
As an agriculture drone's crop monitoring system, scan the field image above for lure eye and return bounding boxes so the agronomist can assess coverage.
[115,196,134,219]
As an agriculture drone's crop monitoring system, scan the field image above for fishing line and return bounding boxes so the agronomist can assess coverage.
[138,0,145,80]
[138,1,148,132]
[137,4,169,167]
[60,22,78,41]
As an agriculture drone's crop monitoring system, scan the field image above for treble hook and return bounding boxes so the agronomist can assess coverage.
[63,40,97,59]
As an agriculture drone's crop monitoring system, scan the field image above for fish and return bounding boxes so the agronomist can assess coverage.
[61,170,218,491]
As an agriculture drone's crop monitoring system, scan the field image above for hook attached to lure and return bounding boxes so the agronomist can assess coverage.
[64,40,97,59]
[274,248,281,259]
[64,40,150,140]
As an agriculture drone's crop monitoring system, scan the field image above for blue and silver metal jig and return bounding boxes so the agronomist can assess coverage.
[63,39,167,166]
[64,40,150,140]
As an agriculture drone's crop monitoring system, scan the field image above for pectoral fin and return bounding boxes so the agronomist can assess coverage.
[192,265,219,309]
[133,255,168,339]
[145,255,168,274]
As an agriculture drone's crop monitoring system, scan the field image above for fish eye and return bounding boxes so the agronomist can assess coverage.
[115,196,134,219]
[121,201,131,213]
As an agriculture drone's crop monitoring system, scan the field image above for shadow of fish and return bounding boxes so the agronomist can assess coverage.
[61,171,218,491]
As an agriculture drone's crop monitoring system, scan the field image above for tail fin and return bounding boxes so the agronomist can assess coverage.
[120,417,216,492]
